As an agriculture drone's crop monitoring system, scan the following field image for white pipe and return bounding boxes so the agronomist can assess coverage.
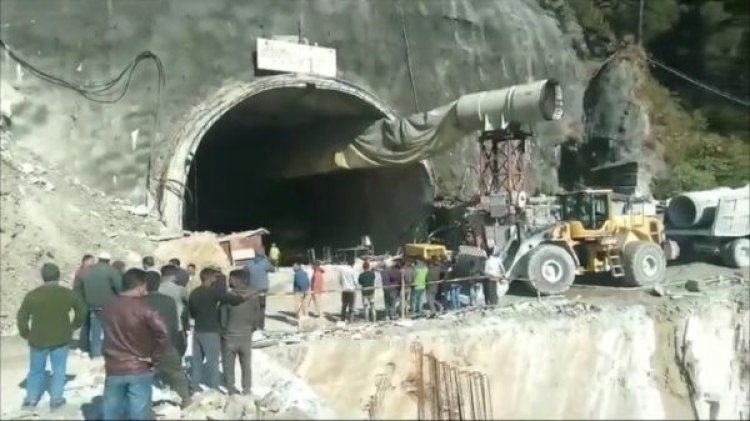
[666,186,744,228]
[455,79,564,131]
[320,79,565,176]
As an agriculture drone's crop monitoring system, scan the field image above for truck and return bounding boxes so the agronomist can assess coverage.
[665,185,750,268]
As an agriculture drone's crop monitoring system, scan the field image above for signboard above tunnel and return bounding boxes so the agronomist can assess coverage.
[255,38,337,78]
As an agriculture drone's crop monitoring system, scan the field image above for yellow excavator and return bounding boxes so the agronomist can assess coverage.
[497,189,670,295]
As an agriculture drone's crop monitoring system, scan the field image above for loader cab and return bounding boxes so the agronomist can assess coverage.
[557,189,613,235]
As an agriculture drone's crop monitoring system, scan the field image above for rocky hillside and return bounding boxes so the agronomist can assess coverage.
[548,0,750,197]
[0,119,163,334]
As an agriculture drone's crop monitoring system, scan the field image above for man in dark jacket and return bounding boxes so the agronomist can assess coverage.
[102,268,168,420]
[292,262,310,322]
[169,258,190,287]
[111,260,127,276]
[142,256,160,276]
[79,251,122,358]
[384,263,402,320]
[17,263,87,411]
[188,268,247,392]
[73,254,95,353]
[143,271,191,408]
[358,262,376,322]
[219,270,259,395]
[159,264,189,355]
[73,254,96,289]
[244,252,276,331]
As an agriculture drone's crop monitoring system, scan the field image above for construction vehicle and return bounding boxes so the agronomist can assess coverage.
[403,243,450,261]
[423,77,675,295]
[475,186,673,295]
[497,188,670,295]
[665,185,750,268]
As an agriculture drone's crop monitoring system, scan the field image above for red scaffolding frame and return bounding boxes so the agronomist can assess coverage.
[477,128,530,199]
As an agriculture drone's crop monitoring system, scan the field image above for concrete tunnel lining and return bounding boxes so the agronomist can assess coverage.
[159,75,436,254]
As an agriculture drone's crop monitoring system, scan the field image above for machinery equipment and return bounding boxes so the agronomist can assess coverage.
[403,243,450,261]
[460,80,564,252]
[426,77,675,295]
[491,189,669,295]
[665,185,750,268]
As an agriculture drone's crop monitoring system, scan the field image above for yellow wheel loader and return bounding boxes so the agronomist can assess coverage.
[403,243,450,262]
[497,189,669,295]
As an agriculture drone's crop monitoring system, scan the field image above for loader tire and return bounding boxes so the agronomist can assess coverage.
[622,241,667,287]
[721,238,750,268]
[524,244,576,295]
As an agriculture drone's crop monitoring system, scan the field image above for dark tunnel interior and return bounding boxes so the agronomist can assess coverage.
[183,86,435,259]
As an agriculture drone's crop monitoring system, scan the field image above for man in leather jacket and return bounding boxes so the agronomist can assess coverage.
[101,268,168,420]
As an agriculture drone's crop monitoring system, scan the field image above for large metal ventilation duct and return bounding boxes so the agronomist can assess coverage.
[666,186,743,228]
[454,79,564,131]
[282,79,564,178]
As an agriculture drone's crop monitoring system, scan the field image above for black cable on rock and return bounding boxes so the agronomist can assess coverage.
[1,38,167,208]
[0,38,165,104]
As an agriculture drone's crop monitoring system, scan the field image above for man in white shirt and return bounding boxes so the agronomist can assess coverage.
[483,250,506,305]
[338,264,358,323]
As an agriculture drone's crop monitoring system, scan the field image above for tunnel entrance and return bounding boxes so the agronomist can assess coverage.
[173,79,434,258]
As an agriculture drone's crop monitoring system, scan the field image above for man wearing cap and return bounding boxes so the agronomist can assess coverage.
[79,251,123,358]
[17,263,87,411]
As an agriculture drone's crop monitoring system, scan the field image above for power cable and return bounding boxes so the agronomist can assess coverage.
[0,38,165,104]
[0,38,167,205]
[645,53,750,107]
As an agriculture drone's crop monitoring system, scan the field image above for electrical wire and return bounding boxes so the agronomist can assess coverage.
[0,38,165,104]
[645,53,750,107]
[1,38,167,207]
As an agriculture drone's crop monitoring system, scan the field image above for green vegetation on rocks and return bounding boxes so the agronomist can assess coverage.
[558,0,749,197]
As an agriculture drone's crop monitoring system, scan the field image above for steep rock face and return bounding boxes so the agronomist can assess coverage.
[0,0,586,206]
[582,50,664,195]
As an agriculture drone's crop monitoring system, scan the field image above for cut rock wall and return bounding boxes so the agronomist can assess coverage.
[267,302,750,420]
[0,0,586,206]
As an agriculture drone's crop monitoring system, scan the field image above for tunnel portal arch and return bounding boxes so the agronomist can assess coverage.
[158,75,435,254]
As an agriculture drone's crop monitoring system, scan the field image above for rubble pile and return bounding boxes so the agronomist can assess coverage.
[152,232,233,274]
[0,132,163,334]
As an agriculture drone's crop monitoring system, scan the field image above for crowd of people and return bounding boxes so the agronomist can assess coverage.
[290,251,503,325]
[15,245,501,419]
[16,251,267,419]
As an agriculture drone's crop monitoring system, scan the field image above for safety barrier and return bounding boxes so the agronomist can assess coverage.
[243,271,705,300]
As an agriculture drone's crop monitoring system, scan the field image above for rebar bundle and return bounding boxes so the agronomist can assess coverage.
[412,342,493,420]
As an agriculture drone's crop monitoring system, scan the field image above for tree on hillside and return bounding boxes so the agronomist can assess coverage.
[646,0,750,137]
